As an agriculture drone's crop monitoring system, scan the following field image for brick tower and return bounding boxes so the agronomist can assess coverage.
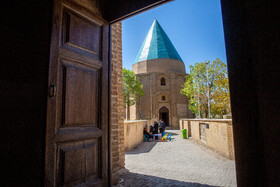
[131,19,193,128]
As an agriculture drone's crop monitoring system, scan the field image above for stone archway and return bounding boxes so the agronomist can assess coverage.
[159,106,169,126]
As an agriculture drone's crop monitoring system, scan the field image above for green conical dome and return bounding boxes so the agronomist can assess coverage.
[134,19,183,63]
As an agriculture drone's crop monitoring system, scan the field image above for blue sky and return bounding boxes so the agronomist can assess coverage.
[122,0,227,73]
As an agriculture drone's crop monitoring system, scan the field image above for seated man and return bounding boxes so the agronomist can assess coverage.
[144,127,153,141]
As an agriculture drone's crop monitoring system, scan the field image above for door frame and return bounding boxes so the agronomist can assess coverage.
[159,106,169,126]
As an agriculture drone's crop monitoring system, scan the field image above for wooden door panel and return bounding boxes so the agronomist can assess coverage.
[46,0,108,186]
[62,62,99,126]
[57,139,101,186]
[62,6,102,59]
[55,127,102,143]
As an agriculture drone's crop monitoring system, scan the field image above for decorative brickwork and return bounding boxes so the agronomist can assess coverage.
[111,22,125,185]
[129,70,193,128]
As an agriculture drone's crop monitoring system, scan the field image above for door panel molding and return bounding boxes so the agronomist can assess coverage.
[61,6,103,59]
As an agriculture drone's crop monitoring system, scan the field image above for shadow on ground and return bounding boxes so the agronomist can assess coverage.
[165,130,179,136]
[117,169,216,187]
[126,141,158,155]
[126,130,181,155]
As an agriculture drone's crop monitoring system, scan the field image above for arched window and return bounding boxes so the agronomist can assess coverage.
[162,96,166,101]
[161,77,166,86]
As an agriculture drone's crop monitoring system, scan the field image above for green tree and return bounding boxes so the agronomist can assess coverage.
[123,68,144,120]
[180,58,231,118]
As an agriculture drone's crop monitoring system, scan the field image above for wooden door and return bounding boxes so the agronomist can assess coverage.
[45,0,109,186]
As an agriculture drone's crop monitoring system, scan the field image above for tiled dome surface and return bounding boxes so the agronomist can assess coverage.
[134,19,183,63]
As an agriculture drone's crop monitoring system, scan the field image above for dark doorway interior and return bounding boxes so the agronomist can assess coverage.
[159,106,169,126]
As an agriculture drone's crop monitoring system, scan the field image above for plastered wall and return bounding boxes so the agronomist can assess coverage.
[180,119,235,160]
[124,120,152,151]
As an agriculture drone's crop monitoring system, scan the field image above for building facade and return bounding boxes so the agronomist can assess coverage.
[130,20,193,128]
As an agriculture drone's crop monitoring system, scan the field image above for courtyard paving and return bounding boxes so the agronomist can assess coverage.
[117,130,236,187]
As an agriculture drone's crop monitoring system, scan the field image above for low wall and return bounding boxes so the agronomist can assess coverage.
[180,118,235,160]
[179,119,192,137]
[124,120,152,151]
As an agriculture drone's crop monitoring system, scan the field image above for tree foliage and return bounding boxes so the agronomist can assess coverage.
[122,68,144,108]
[180,58,231,118]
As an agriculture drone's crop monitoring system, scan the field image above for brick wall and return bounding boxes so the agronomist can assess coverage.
[180,119,235,160]
[227,124,235,160]
[111,22,124,185]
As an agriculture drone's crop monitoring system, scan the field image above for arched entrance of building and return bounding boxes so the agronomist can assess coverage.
[159,106,169,126]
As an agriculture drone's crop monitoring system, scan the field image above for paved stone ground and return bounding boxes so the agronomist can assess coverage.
[116,130,236,187]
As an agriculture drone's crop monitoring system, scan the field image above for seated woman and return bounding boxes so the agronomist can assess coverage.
[153,121,159,135]
[151,121,160,140]
[149,125,154,134]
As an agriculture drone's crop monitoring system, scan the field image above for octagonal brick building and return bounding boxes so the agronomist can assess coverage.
[131,19,193,128]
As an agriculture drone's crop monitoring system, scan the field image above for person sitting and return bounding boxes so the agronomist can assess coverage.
[143,127,153,141]
[152,121,159,135]
[151,121,160,140]
[149,125,154,134]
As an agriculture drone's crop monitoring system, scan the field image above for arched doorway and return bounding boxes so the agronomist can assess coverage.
[159,106,169,126]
